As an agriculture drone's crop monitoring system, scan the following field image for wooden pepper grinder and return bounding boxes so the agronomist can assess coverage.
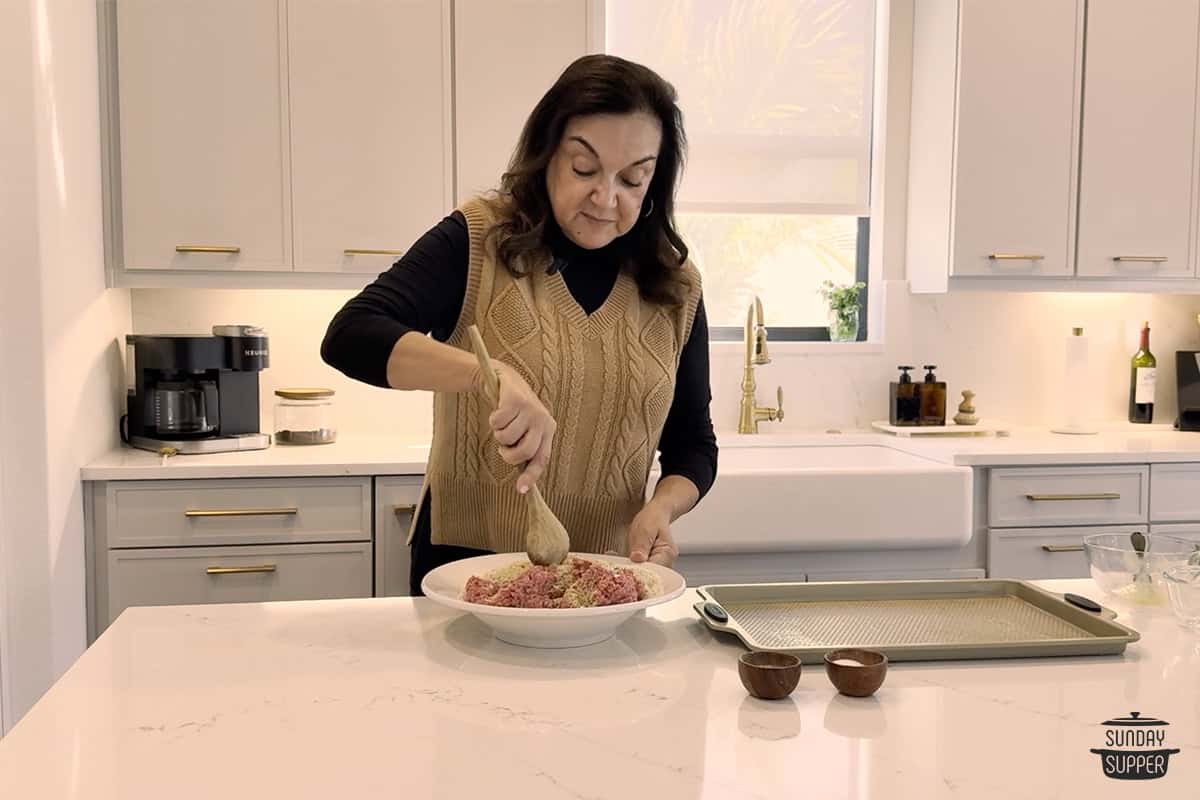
[953,390,978,426]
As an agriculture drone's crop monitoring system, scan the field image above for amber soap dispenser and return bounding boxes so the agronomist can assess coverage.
[889,366,920,425]
[919,365,947,425]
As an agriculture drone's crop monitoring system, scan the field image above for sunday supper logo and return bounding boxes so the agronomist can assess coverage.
[1089,712,1181,780]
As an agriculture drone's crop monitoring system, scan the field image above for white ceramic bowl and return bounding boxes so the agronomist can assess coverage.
[421,552,687,648]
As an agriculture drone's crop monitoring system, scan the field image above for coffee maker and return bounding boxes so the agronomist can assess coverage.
[1176,350,1200,431]
[123,325,271,453]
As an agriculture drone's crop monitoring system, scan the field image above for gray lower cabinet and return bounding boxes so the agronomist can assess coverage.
[100,477,372,547]
[1149,522,1200,545]
[987,525,1146,580]
[86,476,375,641]
[374,476,423,597]
[88,460,1200,633]
[986,462,1200,579]
[105,543,372,620]
[1149,464,1200,522]
[985,465,1151,580]
[988,465,1149,528]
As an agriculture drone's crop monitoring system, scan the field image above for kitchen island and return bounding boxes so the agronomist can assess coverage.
[1,579,1196,798]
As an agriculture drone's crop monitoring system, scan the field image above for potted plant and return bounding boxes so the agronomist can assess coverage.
[819,280,866,342]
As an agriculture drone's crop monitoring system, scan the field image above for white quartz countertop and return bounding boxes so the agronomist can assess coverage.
[80,425,1200,481]
[80,436,431,480]
[735,424,1200,467]
[890,424,1200,467]
[2,579,1197,799]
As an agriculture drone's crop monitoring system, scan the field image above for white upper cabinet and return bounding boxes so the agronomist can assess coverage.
[454,0,593,202]
[950,0,1082,279]
[907,0,1200,292]
[907,0,1083,291]
[107,0,1200,291]
[106,0,451,283]
[1076,0,1200,279]
[288,1,452,274]
[115,0,291,272]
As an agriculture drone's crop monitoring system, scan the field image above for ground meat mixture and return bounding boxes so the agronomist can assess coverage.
[462,557,663,609]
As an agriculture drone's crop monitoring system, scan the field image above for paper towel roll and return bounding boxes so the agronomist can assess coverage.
[1052,327,1097,435]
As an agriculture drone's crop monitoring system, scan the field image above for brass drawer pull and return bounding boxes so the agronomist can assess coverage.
[393,503,417,518]
[1025,492,1121,502]
[988,253,1045,261]
[185,507,299,518]
[176,245,241,254]
[1113,256,1168,263]
[206,564,277,575]
[344,248,405,256]
[1041,544,1086,553]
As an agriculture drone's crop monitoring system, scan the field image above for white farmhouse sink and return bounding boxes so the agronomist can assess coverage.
[719,444,943,471]
[669,438,972,553]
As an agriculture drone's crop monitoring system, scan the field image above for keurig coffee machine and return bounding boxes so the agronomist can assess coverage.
[123,325,270,453]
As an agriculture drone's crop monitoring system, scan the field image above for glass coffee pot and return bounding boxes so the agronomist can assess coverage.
[151,380,217,436]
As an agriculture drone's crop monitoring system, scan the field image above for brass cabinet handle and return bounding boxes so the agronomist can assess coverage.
[1113,256,1168,263]
[1041,544,1086,553]
[206,564,277,575]
[185,507,299,518]
[176,245,241,254]
[393,504,417,518]
[1025,493,1121,502]
[988,253,1045,261]
[344,248,405,256]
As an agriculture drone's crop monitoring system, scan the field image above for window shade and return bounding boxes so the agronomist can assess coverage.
[606,0,875,215]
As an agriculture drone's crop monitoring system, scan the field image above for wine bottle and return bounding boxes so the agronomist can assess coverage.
[1129,321,1156,424]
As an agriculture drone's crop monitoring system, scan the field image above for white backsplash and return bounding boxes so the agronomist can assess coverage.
[131,281,1200,442]
[712,281,1200,434]
[131,289,432,441]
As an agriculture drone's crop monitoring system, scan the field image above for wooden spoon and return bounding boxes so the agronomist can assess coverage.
[467,325,570,566]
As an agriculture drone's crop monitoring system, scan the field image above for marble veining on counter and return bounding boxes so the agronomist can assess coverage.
[1,580,1196,799]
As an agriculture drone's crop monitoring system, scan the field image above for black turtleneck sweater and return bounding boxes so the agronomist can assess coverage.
[321,211,717,585]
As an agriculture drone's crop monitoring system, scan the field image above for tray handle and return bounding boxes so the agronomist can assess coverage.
[1063,591,1119,621]
[694,601,733,631]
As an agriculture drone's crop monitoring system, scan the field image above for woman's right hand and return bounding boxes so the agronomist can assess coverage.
[481,364,556,494]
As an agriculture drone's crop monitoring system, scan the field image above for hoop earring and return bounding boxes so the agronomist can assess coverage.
[642,198,654,219]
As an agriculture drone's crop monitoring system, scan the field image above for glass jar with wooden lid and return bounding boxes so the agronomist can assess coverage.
[273,388,336,445]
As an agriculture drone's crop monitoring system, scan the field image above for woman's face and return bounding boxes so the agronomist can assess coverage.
[545,112,662,250]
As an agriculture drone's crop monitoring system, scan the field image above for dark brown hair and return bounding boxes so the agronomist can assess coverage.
[485,54,691,307]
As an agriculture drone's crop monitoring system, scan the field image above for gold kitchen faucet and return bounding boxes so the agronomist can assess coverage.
[738,296,784,434]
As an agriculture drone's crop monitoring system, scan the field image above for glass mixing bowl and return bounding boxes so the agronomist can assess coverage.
[1163,565,1200,629]
[1082,533,1197,605]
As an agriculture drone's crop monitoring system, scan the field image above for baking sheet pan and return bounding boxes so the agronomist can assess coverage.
[694,579,1140,663]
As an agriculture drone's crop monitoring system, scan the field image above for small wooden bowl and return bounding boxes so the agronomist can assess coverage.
[823,649,888,697]
[738,652,802,700]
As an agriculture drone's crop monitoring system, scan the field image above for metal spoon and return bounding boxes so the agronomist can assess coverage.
[467,325,570,567]
[1130,531,1151,584]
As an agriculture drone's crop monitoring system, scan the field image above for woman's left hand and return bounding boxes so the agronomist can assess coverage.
[627,500,679,566]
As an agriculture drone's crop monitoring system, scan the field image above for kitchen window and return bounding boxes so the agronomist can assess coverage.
[604,0,876,341]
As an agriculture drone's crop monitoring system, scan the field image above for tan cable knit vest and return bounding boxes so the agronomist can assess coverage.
[422,198,702,554]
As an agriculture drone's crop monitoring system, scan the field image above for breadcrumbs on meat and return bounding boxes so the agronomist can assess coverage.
[462,557,662,608]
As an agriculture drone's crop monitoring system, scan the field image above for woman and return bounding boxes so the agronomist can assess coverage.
[322,55,717,595]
